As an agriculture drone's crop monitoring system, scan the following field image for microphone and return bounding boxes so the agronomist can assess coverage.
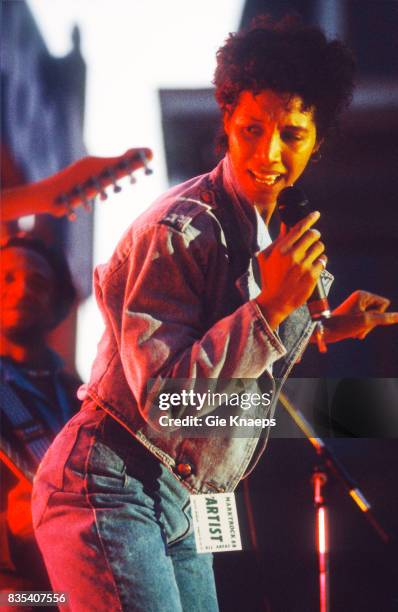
[277,186,331,321]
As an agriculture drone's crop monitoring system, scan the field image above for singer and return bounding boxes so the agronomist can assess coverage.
[32,16,398,611]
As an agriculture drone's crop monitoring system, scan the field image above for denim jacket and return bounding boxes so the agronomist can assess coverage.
[86,156,333,494]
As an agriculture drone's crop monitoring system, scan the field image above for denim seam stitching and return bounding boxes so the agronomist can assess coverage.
[83,419,124,612]
[166,498,192,547]
[249,300,286,355]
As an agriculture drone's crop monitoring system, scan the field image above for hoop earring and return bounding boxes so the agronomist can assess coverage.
[311,150,322,164]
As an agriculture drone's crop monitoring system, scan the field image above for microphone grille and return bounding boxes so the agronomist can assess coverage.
[277,186,310,227]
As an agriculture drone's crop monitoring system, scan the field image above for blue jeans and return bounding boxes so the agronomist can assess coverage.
[32,403,219,612]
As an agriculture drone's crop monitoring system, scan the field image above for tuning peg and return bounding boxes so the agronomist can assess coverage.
[139,150,153,175]
[102,167,122,194]
[92,177,108,201]
[118,158,137,184]
[56,193,77,221]
[110,169,122,193]
[56,193,68,208]
[75,185,93,211]
[67,209,78,221]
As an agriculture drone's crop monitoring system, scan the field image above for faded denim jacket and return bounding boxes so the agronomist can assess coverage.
[86,156,333,494]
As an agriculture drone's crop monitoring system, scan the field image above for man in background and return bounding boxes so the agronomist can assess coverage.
[0,235,80,598]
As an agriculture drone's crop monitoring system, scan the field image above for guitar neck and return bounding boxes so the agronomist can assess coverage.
[1,147,153,222]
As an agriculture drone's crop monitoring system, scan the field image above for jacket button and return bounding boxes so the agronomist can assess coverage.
[200,190,214,205]
[176,462,192,478]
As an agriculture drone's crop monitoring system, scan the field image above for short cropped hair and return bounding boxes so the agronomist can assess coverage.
[1,234,77,329]
[214,15,356,147]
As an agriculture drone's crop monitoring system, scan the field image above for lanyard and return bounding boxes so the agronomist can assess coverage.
[0,380,52,467]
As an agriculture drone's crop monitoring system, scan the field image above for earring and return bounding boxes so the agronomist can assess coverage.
[311,150,322,163]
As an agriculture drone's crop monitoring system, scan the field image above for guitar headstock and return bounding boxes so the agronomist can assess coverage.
[54,147,153,220]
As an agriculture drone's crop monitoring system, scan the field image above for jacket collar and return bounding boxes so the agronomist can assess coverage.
[209,155,267,256]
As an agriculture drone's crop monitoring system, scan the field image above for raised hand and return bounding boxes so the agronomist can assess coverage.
[323,290,398,342]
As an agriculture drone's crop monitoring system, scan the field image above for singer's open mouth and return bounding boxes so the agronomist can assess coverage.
[248,170,284,186]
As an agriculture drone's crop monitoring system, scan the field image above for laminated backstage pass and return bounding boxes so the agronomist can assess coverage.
[190,492,242,553]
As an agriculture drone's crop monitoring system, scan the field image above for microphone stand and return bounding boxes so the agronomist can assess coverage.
[278,391,390,612]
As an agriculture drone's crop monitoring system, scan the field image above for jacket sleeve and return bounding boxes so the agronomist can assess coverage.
[105,212,285,423]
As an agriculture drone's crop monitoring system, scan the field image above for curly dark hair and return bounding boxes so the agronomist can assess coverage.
[1,234,77,329]
[213,15,356,148]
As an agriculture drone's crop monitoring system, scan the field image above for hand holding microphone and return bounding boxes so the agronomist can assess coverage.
[255,186,329,344]
[277,186,331,321]
[256,186,398,349]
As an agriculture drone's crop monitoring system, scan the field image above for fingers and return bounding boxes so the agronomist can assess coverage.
[280,211,320,252]
[279,222,289,238]
[361,291,390,312]
[365,311,398,326]
[294,228,322,255]
[379,300,391,313]
[280,212,325,269]
[310,258,327,280]
[358,311,398,339]
[357,311,398,340]
[302,236,325,265]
